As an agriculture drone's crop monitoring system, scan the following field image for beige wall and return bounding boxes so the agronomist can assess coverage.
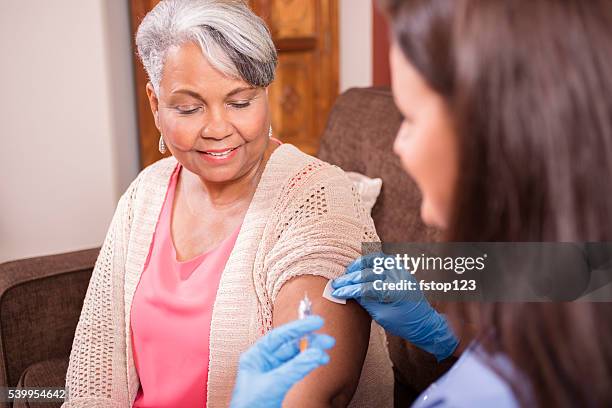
[0,0,139,263]
[339,0,373,92]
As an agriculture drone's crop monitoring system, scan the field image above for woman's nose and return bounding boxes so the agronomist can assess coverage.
[393,122,410,156]
[203,109,232,140]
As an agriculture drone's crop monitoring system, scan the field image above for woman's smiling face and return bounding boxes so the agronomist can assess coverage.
[146,42,271,183]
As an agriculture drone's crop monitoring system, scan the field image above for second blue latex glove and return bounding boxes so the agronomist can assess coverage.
[230,315,335,408]
[332,253,458,361]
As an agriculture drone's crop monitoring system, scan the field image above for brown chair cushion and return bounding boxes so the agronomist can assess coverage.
[14,357,68,408]
[0,248,97,392]
[317,87,439,244]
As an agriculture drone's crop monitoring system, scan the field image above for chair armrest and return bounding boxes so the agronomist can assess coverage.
[0,248,99,405]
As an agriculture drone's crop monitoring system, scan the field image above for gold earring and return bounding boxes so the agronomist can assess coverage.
[158,135,167,154]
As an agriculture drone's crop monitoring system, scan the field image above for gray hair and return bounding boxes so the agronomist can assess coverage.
[136,0,277,95]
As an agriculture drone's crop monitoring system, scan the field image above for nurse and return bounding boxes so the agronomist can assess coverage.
[230,0,612,406]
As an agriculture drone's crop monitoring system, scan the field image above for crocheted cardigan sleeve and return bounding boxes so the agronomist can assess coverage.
[61,174,142,408]
[254,159,379,332]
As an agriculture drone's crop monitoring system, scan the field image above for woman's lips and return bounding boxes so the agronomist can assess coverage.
[198,145,240,163]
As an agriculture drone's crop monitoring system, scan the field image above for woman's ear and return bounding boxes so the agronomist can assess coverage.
[145,82,160,130]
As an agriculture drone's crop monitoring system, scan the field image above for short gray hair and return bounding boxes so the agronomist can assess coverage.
[136,0,277,95]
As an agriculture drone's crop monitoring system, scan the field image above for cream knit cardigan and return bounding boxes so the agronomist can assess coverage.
[62,144,394,407]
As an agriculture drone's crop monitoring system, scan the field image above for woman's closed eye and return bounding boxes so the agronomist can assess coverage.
[175,105,202,115]
[228,100,251,109]
[171,100,252,114]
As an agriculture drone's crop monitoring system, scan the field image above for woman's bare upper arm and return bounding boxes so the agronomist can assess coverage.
[272,274,371,408]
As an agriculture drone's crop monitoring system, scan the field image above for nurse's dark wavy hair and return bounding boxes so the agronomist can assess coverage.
[380,0,612,406]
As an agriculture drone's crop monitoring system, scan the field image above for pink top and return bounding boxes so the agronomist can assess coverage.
[130,163,241,407]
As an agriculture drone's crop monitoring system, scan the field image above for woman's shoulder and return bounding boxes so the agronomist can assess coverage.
[110,156,178,237]
[121,156,177,200]
[412,345,521,408]
[135,156,178,185]
[266,144,367,224]
[269,144,351,193]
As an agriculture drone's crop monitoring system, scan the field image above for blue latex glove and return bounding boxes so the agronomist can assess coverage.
[332,253,458,361]
[230,315,335,408]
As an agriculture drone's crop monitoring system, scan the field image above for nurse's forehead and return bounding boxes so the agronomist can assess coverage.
[391,45,439,113]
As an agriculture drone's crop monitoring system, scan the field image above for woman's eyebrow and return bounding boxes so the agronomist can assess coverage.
[170,88,204,101]
[227,86,256,97]
[170,86,255,100]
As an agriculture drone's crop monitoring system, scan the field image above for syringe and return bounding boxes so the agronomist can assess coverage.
[298,292,312,352]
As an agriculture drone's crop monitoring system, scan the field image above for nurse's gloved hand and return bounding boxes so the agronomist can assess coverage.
[230,315,335,408]
[332,253,458,361]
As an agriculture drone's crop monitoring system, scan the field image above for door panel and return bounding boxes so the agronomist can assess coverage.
[269,0,316,39]
[269,51,316,154]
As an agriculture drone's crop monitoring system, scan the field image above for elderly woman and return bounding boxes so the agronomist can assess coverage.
[62,0,393,407]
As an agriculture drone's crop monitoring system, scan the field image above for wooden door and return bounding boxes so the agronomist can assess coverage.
[129,0,339,168]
